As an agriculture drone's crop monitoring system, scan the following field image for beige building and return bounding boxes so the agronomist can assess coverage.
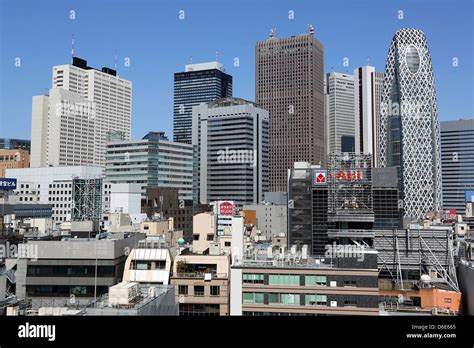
[256,31,325,191]
[0,149,29,177]
[171,253,230,316]
[192,212,216,254]
[140,218,183,247]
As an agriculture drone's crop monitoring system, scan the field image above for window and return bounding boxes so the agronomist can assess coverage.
[206,234,214,241]
[243,292,264,304]
[193,234,199,241]
[344,300,357,307]
[210,286,220,296]
[225,241,231,247]
[269,293,300,305]
[305,294,327,306]
[444,298,452,303]
[132,261,152,270]
[343,280,357,287]
[243,274,264,284]
[178,285,188,295]
[268,274,299,286]
[194,285,204,296]
[305,275,327,286]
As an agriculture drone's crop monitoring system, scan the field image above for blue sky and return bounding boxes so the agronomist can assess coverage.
[0,0,472,140]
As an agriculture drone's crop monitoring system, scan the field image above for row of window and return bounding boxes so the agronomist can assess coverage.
[178,285,220,296]
[243,274,328,286]
[243,292,358,307]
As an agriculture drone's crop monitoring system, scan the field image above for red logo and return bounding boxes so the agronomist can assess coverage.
[316,173,326,183]
[313,171,327,186]
[219,201,234,215]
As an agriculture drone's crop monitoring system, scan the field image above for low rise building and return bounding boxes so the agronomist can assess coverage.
[0,149,29,177]
[230,245,379,316]
[15,234,145,308]
[171,253,230,316]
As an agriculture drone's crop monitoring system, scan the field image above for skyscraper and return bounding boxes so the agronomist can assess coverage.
[173,62,232,144]
[256,31,325,191]
[31,57,132,168]
[379,28,442,219]
[440,119,474,215]
[325,72,355,154]
[354,66,384,165]
[193,97,269,207]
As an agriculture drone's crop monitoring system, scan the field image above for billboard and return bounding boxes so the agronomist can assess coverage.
[218,201,234,215]
[0,178,17,190]
[312,170,327,186]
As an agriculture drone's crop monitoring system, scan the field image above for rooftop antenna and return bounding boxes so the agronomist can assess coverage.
[308,23,315,35]
[215,50,219,62]
[189,56,192,64]
[71,33,75,63]
[367,56,371,66]
[114,48,118,70]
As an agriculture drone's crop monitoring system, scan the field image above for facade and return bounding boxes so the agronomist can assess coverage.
[230,247,379,316]
[171,254,230,316]
[122,237,173,286]
[193,97,269,207]
[6,166,102,228]
[288,162,321,254]
[372,167,401,229]
[243,203,287,240]
[379,28,442,219]
[31,57,132,167]
[141,187,209,242]
[0,149,29,177]
[0,138,31,151]
[15,235,144,304]
[173,62,232,144]
[288,155,380,256]
[440,119,474,215]
[256,32,325,191]
[353,66,384,166]
[106,132,193,201]
[325,72,355,154]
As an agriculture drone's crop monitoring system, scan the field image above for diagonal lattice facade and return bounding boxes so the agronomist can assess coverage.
[379,28,441,219]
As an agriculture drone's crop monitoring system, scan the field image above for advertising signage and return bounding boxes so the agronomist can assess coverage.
[218,201,234,215]
[312,170,327,186]
[0,178,17,190]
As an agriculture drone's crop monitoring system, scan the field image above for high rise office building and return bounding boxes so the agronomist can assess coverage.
[173,62,232,144]
[106,132,193,201]
[193,97,269,207]
[354,66,384,166]
[256,31,325,191]
[31,57,132,168]
[440,119,474,215]
[325,72,355,154]
[379,28,442,219]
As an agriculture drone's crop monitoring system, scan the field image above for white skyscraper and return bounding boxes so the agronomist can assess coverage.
[379,28,442,219]
[325,72,355,154]
[193,97,269,207]
[353,66,384,165]
[31,57,132,168]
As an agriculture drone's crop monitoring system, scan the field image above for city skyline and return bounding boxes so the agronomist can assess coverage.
[1,0,472,141]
